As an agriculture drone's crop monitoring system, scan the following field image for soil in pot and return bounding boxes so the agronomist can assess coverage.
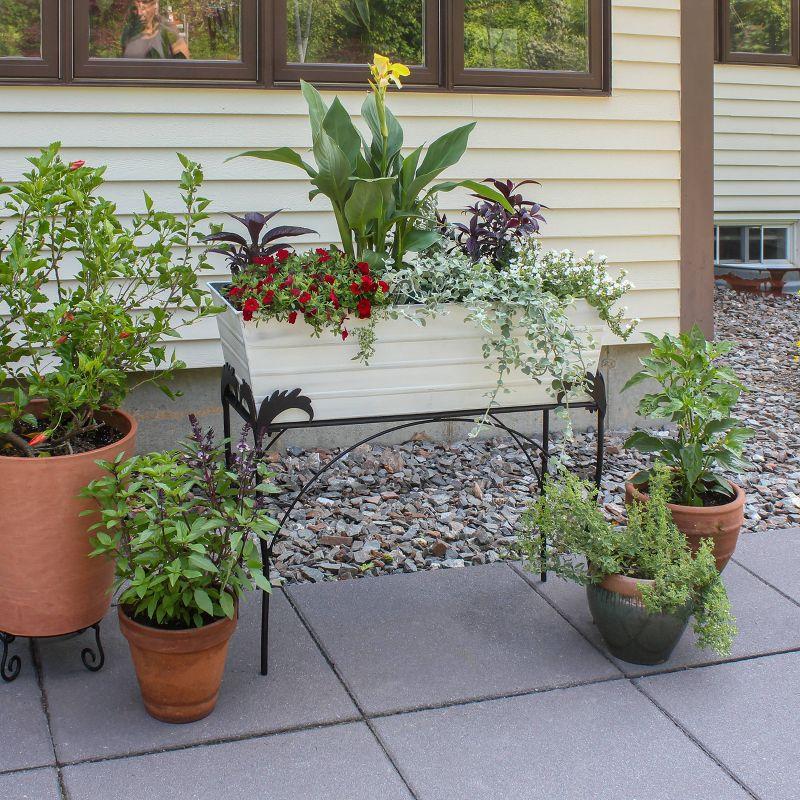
[587,574,692,666]
[118,606,237,724]
[0,404,137,637]
[625,479,745,572]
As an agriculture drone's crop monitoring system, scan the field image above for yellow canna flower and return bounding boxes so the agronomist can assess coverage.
[370,53,411,89]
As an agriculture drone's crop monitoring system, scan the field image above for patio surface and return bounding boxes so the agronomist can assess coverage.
[3,529,800,800]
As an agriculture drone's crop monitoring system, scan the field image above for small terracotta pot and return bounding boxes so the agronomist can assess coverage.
[0,403,137,637]
[625,479,745,572]
[118,606,237,723]
[587,573,692,665]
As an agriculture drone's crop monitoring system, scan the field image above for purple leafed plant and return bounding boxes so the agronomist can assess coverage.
[203,211,317,275]
[442,179,546,268]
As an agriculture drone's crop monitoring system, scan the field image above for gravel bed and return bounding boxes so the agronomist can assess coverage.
[266,287,800,585]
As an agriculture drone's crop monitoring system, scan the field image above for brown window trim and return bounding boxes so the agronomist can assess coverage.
[0,0,60,80]
[0,0,611,94]
[273,0,440,87]
[71,0,259,83]
[717,0,800,66]
[449,0,609,92]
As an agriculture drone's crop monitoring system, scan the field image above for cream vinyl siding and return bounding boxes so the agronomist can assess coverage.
[715,63,800,223]
[0,0,681,369]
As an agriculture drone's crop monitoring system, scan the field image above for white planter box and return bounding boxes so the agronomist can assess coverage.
[209,283,605,423]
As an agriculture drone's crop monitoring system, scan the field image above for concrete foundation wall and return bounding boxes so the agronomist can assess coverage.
[122,343,657,455]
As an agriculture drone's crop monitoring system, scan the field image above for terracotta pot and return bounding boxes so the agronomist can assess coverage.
[0,403,137,637]
[118,606,237,723]
[625,479,745,572]
[587,574,692,665]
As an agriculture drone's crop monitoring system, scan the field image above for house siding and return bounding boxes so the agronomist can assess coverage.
[0,0,682,369]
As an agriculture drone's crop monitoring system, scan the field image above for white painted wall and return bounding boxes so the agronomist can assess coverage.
[0,0,682,368]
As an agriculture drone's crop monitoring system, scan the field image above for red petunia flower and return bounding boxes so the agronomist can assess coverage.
[341,328,349,341]
[290,288,301,297]
[315,248,328,255]
[252,255,275,267]
[276,249,291,261]
[323,274,335,284]
[262,290,275,304]
[361,275,374,291]
[357,262,370,276]
[298,291,312,304]
[329,289,340,309]
[357,297,372,319]
[288,311,298,324]
[69,160,85,171]
[317,253,331,264]
[378,280,389,293]
[242,297,260,321]
[279,275,294,289]
[228,286,244,299]
[349,281,361,295]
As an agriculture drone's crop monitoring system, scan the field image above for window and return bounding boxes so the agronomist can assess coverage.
[717,0,800,65]
[0,0,59,78]
[1,0,611,92]
[714,225,792,264]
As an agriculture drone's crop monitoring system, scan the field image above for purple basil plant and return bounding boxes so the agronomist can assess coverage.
[441,179,546,268]
[203,211,317,275]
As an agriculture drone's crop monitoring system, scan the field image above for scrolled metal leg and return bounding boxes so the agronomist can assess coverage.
[0,631,21,682]
[80,623,105,672]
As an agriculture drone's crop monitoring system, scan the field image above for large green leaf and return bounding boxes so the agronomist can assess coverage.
[230,148,317,177]
[409,122,477,198]
[300,80,329,137]
[344,177,396,232]
[323,98,362,166]
[311,130,352,208]
[403,229,441,252]
[429,179,515,213]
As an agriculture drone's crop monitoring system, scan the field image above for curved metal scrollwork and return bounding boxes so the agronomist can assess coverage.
[80,623,105,672]
[0,632,21,682]
[255,389,314,441]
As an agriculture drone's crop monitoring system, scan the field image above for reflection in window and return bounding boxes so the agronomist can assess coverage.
[715,225,791,263]
[0,0,41,58]
[464,0,589,72]
[89,0,241,60]
[729,0,791,55]
[286,0,424,66]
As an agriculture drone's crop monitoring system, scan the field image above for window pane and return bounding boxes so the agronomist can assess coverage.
[730,0,792,55]
[0,0,41,58]
[464,0,589,72]
[718,227,744,261]
[89,0,241,60]
[286,0,425,66]
[763,227,788,260]
[748,226,761,261]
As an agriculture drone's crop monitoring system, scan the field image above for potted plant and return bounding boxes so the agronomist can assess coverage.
[622,326,753,570]
[519,465,737,665]
[208,58,636,424]
[82,417,278,723]
[0,144,217,639]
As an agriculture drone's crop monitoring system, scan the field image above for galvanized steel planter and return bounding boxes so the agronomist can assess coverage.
[209,282,605,423]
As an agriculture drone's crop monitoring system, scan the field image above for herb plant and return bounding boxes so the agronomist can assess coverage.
[203,210,316,276]
[83,417,279,629]
[623,325,753,506]
[222,246,391,363]
[518,465,737,656]
[234,55,512,270]
[442,178,546,267]
[0,143,217,457]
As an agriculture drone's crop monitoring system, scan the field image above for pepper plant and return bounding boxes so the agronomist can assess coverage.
[83,417,279,629]
[234,54,512,269]
[623,326,753,506]
[0,143,217,457]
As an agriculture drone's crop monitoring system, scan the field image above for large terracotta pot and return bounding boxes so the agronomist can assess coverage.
[625,479,745,572]
[0,405,137,637]
[587,573,692,666]
[118,606,237,723]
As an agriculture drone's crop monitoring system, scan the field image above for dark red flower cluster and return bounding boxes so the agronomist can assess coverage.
[224,247,391,341]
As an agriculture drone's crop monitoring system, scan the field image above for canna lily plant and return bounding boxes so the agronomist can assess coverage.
[233,55,512,270]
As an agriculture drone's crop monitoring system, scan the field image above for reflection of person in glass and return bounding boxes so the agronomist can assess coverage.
[122,0,190,59]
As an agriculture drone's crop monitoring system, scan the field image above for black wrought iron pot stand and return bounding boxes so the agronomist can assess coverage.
[221,364,607,676]
[0,623,105,683]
